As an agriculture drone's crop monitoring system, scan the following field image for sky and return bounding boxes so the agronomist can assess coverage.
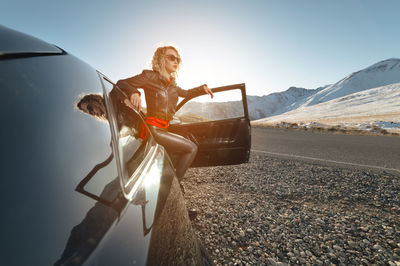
[1,0,400,96]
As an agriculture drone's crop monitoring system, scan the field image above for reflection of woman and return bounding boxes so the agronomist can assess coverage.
[116,46,213,185]
[76,94,107,119]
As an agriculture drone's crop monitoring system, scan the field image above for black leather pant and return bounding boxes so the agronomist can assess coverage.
[148,125,198,181]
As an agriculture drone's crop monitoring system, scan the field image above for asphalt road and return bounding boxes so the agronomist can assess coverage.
[251,127,400,175]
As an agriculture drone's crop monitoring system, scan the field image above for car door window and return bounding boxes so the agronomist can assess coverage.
[175,87,245,123]
[99,73,158,200]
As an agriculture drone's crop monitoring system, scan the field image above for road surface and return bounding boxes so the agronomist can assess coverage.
[251,127,400,174]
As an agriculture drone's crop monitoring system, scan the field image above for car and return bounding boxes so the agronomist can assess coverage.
[0,24,251,265]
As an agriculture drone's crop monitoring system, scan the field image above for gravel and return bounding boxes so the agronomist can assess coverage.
[182,151,400,265]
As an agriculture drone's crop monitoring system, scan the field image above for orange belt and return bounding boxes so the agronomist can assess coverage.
[139,117,170,140]
[145,117,170,128]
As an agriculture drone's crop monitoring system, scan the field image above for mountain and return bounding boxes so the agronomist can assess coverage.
[249,58,400,120]
[176,58,400,124]
[301,58,400,107]
[246,86,326,120]
[176,86,326,121]
[252,82,400,126]
[251,58,400,132]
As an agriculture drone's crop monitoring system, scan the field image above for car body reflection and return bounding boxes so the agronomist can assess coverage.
[55,90,203,265]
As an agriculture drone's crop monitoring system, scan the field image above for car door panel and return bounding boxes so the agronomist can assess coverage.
[168,84,251,167]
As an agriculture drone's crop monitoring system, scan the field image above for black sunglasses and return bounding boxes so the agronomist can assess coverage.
[165,54,181,63]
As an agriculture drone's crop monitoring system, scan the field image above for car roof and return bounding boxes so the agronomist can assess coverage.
[0,24,63,56]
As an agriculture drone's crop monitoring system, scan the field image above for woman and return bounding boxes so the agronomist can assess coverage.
[116,46,213,185]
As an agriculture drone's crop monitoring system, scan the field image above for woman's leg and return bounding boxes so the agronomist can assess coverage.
[149,126,198,181]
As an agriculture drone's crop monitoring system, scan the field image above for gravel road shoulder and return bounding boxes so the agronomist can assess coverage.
[182,152,400,265]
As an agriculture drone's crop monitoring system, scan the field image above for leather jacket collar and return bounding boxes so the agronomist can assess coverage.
[153,70,177,87]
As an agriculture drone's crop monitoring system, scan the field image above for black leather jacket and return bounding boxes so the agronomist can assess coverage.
[116,70,205,121]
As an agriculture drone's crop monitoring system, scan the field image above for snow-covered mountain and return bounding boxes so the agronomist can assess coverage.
[246,86,326,120]
[302,58,400,107]
[251,58,400,132]
[252,82,400,126]
[176,86,324,121]
[249,58,400,119]
[176,58,400,125]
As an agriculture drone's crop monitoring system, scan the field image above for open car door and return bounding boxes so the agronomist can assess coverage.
[168,83,251,167]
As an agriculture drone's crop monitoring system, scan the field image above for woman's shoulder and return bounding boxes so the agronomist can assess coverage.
[141,69,165,82]
[141,69,157,77]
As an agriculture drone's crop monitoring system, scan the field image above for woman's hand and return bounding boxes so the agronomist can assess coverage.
[201,84,214,98]
[124,92,142,111]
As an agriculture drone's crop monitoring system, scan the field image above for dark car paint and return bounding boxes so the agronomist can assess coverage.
[1,53,120,265]
[0,25,205,265]
[60,147,203,266]
[0,24,63,56]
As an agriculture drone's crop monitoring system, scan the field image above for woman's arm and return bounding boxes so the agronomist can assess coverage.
[116,70,149,97]
[177,84,214,98]
[116,70,150,111]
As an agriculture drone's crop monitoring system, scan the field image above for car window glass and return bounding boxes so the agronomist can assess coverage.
[99,74,157,200]
[175,88,244,123]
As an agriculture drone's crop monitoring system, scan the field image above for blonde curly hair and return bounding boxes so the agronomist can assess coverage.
[151,46,181,79]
